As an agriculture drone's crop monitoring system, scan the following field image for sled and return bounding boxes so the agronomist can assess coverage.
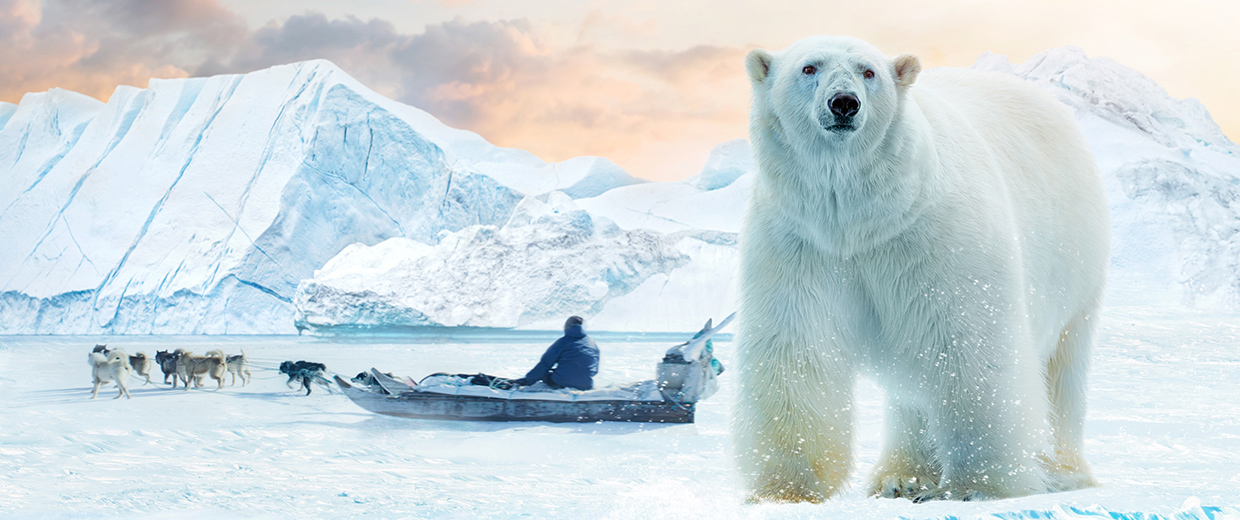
[335,313,734,423]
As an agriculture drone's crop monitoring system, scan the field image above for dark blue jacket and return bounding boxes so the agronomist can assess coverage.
[519,323,599,390]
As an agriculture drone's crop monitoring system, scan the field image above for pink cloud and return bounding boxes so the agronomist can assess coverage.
[0,3,753,180]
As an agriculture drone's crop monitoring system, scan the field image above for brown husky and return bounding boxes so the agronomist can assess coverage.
[129,352,154,385]
[174,349,227,390]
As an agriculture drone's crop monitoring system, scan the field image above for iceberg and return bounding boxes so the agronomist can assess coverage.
[294,192,695,330]
[0,61,628,334]
[975,48,1240,307]
[0,101,17,132]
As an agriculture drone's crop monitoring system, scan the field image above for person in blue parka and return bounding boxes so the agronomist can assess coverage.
[513,316,599,390]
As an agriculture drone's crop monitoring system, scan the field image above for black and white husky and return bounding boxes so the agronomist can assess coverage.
[279,361,330,395]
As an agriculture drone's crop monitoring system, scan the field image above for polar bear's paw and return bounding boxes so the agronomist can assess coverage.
[911,485,992,503]
[746,477,829,504]
[1041,452,1097,492]
[868,472,937,499]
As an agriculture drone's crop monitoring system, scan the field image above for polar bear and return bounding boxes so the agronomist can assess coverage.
[733,36,1109,503]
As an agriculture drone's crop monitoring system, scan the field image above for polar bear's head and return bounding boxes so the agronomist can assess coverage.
[746,36,920,153]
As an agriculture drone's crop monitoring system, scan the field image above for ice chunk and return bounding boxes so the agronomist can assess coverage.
[293,192,690,330]
[686,139,754,191]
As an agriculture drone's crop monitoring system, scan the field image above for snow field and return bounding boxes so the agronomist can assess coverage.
[1,304,1238,519]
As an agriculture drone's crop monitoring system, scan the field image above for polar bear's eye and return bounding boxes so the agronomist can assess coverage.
[863,69,875,79]
[802,65,817,75]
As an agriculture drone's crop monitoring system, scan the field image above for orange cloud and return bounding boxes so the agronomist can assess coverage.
[198,15,751,181]
[6,0,1234,184]
[0,0,241,103]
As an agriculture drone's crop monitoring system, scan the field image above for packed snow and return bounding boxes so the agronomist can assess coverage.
[1,303,1237,518]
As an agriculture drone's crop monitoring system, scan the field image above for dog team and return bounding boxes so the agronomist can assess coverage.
[87,344,251,399]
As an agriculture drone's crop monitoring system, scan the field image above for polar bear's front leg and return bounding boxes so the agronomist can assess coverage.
[734,325,855,503]
[869,404,940,498]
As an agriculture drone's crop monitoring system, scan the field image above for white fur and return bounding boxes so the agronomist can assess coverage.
[89,350,133,400]
[734,36,1109,503]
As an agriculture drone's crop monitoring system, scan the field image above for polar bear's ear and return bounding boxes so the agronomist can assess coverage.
[893,54,921,89]
[746,49,773,85]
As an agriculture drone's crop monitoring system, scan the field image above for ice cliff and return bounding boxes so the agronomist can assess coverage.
[2,48,1237,334]
[0,61,638,333]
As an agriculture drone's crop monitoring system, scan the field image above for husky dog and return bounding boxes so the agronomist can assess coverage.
[155,350,181,387]
[92,345,153,385]
[89,350,132,399]
[128,352,154,385]
[280,360,330,395]
[175,349,227,390]
[226,350,252,386]
[351,371,385,390]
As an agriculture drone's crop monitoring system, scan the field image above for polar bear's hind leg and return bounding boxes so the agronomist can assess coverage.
[1044,310,1099,491]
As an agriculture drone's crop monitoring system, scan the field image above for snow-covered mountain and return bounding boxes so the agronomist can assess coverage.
[2,48,1237,334]
[974,48,1240,308]
[0,61,645,334]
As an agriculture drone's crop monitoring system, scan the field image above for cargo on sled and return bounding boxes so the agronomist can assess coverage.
[334,314,733,423]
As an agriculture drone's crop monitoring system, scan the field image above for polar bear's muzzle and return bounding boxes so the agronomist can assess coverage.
[819,91,860,133]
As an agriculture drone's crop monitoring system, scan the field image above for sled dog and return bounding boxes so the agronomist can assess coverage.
[226,350,252,386]
[280,360,330,395]
[128,352,154,385]
[175,349,227,390]
[156,350,181,387]
[89,350,133,399]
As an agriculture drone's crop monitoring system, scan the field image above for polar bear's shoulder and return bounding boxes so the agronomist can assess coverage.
[912,68,1069,127]
[916,67,1033,91]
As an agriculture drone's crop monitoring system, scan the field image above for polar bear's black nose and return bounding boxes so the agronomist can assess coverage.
[829,92,860,119]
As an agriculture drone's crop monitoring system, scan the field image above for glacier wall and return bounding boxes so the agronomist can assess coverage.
[0,62,528,333]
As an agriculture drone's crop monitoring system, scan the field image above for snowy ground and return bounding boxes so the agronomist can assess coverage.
[1,306,1238,519]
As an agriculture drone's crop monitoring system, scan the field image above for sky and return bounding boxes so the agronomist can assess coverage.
[1,0,1237,182]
